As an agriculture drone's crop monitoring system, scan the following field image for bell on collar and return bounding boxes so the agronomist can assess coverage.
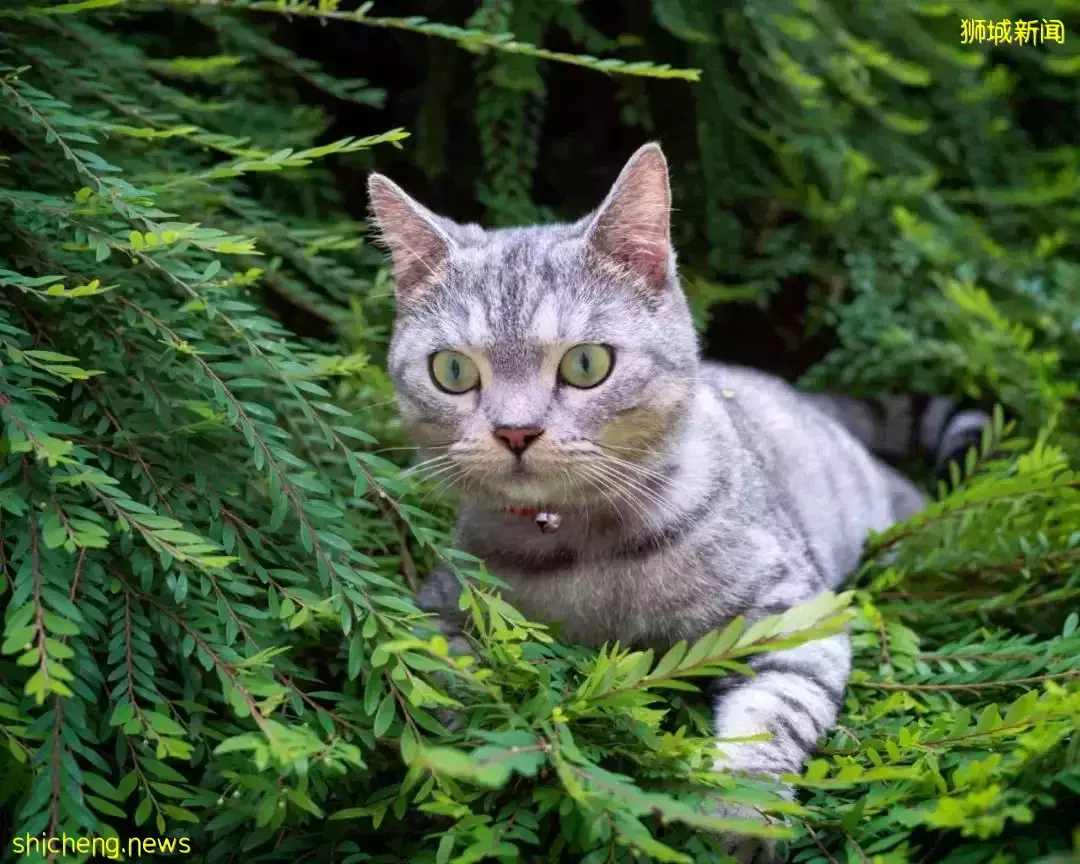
[534,511,562,534]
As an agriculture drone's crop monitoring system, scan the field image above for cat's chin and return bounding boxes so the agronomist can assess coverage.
[485,477,566,508]
[465,479,622,516]
[454,471,570,510]
[454,462,635,513]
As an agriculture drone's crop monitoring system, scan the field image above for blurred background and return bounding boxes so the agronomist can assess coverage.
[106,0,1080,432]
[266,0,1080,417]
[3,3,1080,860]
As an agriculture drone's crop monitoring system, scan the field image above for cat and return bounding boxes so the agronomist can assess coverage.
[367,143,988,862]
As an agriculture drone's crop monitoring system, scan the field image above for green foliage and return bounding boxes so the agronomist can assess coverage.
[0,2,1078,864]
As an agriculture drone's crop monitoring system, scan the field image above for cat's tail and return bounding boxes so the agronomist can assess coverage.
[803,393,992,481]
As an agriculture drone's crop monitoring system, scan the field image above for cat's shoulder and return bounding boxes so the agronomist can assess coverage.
[698,361,796,399]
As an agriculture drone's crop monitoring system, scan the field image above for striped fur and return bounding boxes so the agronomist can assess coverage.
[804,393,991,477]
[370,144,988,861]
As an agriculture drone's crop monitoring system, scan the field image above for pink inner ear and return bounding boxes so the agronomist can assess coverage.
[369,179,448,301]
[598,216,669,283]
[591,150,672,288]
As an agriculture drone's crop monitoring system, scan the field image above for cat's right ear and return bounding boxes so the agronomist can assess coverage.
[367,173,452,308]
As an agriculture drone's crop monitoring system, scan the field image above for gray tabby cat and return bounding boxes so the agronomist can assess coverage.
[367,143,987,861]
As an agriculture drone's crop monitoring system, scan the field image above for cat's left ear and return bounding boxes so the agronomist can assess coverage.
[586,142,673,293]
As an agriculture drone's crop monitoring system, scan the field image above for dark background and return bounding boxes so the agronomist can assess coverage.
[274,0,847,381]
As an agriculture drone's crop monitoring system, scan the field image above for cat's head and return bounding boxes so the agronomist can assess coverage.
[368,143,699,510]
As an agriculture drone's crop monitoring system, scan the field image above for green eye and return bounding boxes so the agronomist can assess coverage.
[429,350,480,394]
[559,344,614,389]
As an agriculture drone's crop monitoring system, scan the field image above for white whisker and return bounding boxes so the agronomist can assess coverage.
[575,467,627,535]
[401,452,457,477]
[597,451,687,490]
[577,462,666,544]
[593,453,682,505]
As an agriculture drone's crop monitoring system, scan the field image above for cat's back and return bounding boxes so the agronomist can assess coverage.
[694,361,918,578]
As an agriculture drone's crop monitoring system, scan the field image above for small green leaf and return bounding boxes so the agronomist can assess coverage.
[650,640,688,678]
[373,692,396,736]
[84,772,123,801]
[400,724,418,764]
[110,703,136,727]
[134,796,153,826]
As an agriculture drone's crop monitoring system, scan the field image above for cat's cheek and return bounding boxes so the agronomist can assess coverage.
[397,387,473,441]
[409,420,458,448]
[599,406,670,452]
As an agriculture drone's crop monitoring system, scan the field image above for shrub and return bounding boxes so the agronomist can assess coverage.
[0,2,1078,863]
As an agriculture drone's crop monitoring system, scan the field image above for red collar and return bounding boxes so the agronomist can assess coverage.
[504,506,563,534]
[506,505,542,518]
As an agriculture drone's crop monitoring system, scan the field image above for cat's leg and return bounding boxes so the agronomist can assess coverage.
[710,631,851,862]
[713,631,849,775]
[415,564,468,653]
[415,566,471,729]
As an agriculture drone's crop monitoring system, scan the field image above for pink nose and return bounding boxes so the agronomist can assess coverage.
[492,426,544,455]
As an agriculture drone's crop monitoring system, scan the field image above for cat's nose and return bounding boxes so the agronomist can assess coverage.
[492,426,544,455]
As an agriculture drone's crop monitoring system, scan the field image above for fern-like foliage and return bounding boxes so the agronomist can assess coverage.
[1,1,1078,864]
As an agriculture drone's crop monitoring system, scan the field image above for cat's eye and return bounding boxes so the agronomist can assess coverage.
[429,350,480,394]
[559,344,614,389]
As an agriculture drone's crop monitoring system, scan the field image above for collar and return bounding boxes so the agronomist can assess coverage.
[504,506,563,534]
